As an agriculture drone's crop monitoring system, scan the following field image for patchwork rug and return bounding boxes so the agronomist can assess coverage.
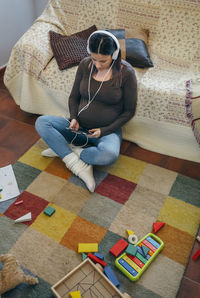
[0,139,200,298]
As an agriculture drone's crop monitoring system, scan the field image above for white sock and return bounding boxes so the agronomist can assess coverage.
[41,148,58,157]
[69,144,83,157]
[63,152,95,192]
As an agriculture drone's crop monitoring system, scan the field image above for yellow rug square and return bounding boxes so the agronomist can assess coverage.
[19,142,54,171]
[31,203,76,242]
[103,154,147,183]
[158,196,200,236]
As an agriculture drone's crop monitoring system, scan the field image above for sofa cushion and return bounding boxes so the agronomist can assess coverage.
[49,25,97,70]
[106,28,153,68]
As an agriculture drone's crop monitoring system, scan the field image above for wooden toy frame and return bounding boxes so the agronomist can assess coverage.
[51,258,130,298]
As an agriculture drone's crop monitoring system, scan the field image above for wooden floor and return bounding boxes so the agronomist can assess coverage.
[0,68,200,297]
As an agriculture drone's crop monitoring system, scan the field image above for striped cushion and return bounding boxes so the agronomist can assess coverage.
[107,28,153,68]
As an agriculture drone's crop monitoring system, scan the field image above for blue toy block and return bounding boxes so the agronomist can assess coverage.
[104,266,120,287]
[44,206,55,216]
[94,252,104,260]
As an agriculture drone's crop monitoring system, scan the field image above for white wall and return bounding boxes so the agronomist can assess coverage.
[0,0,48,68]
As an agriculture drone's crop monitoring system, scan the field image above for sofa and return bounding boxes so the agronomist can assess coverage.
[4,0,200,162]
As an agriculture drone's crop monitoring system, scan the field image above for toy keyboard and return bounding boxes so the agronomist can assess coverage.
[115,233,164,281]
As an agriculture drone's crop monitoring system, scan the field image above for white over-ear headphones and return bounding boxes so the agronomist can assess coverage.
[87,30,120,60]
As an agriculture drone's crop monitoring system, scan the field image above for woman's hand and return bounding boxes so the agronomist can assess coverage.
[70,119,79,131]
[88,128,101,138]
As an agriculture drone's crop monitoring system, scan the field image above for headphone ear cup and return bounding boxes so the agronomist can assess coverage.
[112,49,119,60]
[87,42,91,55]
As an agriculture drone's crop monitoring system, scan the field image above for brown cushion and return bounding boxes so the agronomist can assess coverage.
[49,25,97,70]
[106,28,153,68]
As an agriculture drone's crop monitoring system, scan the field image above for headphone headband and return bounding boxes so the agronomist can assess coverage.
[87,30,120,60]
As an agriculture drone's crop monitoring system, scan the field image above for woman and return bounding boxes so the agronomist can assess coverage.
[35,30,137,192]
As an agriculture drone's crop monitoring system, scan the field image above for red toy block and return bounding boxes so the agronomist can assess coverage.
[153,222,165,233]
[88,253,107,267]
[192,248,200,261]
[109,239,128,257]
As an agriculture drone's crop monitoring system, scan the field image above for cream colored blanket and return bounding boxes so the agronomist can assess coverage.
[186,79,200,146]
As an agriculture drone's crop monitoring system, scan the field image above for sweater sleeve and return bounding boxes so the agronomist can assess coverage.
[68,59,85,120]
[100,67,137,136]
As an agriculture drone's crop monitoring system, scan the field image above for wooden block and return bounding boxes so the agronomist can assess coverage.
[141,245,149,256]
[137,246,146,257]
[128,234,138,245]
[139,242,154,256]
[125,244,138,256]
[82,253,87,261]
[69,291,81,298]
[126,229,135,236]
[94,252,104,260]
[104,266,120,287]
[153,222,165,233]
[110,239,128,257]
[78,243,98,253]
[192,248,200,261]
[88,253,107,267]
[44,206,55,216]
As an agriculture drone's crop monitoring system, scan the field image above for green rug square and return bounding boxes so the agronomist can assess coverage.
[79,193,122,228]
[0,215,27,254]
[98,230,127,265]
[13,161,41,191]
[169,174,200,207]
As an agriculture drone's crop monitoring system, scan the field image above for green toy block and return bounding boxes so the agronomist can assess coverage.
[125,244,138,256]
[82,253,87,261]
[44,206,55,216]
[141,244,149,256]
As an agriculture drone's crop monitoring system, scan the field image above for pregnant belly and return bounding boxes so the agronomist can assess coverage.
[78,103,121,129]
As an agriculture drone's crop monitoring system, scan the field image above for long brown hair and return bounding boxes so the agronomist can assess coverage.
[88,33,122,87]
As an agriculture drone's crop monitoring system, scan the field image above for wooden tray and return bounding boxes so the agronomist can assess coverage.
[51,258,130,298]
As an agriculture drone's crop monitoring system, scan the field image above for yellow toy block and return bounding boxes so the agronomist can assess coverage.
[78,243,98,253]
[70,291,81,297]
[126,229,135,236]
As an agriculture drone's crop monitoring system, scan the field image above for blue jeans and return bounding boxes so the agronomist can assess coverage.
[35,115,122,166]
